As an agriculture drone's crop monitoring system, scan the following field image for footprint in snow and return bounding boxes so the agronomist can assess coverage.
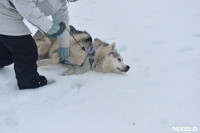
[176,47,193,53]
[193,33,200,37]
[71,83,84,90]
[0,115,19,128]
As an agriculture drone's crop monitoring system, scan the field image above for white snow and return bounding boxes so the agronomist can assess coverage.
[0,0,200,133]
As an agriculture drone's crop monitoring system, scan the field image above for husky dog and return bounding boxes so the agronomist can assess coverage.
[34,26,130,75]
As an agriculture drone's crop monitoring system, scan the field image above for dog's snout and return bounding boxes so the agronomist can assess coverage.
[124,65,130,72]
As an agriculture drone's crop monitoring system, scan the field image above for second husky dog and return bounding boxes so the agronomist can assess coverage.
[34,26,130,75]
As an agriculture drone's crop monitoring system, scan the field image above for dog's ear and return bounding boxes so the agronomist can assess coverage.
[94,38,103,45]
[109,42,116,51]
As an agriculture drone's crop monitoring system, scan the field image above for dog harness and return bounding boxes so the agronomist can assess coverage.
[61,44,95,69]
[60,26,95,69]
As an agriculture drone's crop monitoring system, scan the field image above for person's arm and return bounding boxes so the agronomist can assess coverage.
[13,0,52,33]
[51,3,70,60]
[52,3,70,48]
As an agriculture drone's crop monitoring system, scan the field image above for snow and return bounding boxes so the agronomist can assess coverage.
[0,0,200,133]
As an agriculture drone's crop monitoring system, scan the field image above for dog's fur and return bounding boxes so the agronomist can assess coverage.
[34,26,130,76]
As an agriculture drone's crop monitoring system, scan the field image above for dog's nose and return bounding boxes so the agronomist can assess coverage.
[124,65,130,72]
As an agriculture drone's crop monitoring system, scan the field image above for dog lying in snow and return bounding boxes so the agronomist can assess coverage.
[34,26,130,76]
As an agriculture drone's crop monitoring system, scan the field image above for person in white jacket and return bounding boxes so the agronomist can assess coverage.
[0,0,77,89]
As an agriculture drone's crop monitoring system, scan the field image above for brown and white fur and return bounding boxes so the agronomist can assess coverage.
[34,26,130,76]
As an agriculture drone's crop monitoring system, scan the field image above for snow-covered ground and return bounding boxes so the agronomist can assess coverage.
[0,0,200,133]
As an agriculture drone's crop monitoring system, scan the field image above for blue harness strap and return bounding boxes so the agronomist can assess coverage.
[61,60,79,66]
[89,58,94,68]
[61,43,95,69]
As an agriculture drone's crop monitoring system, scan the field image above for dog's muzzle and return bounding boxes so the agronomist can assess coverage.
[118,65,130,73]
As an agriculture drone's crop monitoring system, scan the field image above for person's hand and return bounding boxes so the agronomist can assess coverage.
[53,47,69,60]
[46,21,66,38]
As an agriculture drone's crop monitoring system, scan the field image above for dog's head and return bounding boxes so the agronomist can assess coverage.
[93,38,130,74]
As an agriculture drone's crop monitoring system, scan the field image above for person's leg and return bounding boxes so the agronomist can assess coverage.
[0,34,47,89]
[0,40,13,68]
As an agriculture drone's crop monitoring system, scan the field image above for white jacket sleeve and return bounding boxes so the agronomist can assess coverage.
[52,3,70,48]
[13,0,53,33]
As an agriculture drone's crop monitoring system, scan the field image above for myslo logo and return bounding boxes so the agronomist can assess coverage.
[172,127,198,132]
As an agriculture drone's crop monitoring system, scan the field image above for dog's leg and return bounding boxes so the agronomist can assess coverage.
[37,53,60,67]
[63,64,75,76]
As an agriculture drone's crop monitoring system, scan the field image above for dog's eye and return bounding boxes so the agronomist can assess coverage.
[117,58,121,62]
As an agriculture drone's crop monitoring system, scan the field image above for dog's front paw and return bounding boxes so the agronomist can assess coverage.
[63,69,75,76]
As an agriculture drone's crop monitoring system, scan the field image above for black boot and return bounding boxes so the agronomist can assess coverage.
[18,76,47,90]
